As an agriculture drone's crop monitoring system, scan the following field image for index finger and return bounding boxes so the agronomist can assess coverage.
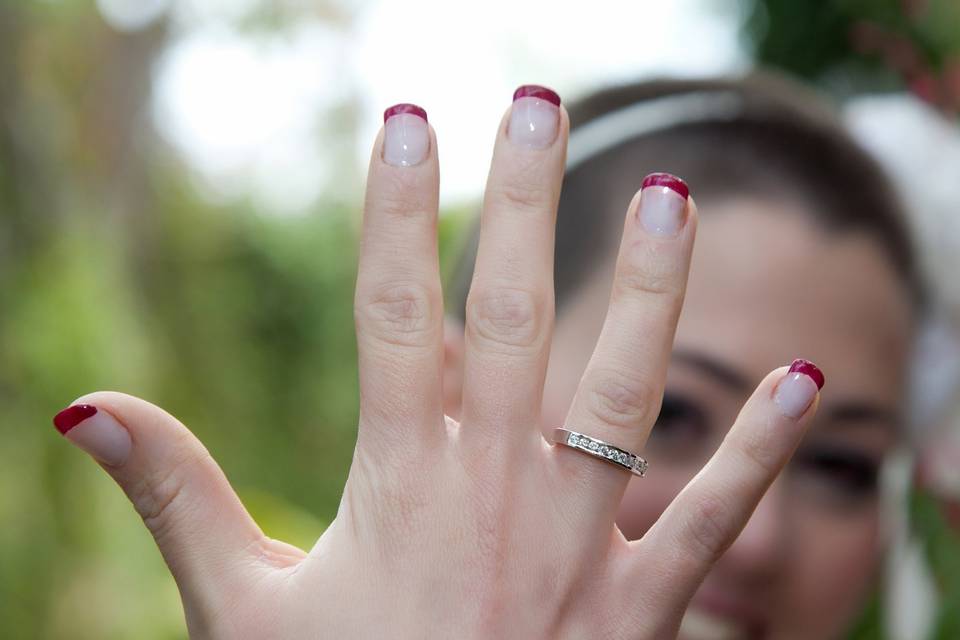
[354,104,445,453]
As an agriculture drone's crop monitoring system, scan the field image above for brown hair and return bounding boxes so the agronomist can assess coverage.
[450,73,924,318]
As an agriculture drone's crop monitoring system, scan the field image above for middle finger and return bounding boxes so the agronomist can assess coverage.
[460,85,568,451]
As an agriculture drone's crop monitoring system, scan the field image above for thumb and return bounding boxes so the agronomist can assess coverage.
[53,391,269,607]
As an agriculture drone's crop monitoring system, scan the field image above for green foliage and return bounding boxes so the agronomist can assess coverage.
[911,490,960,639]
[747,0,960,115]
[846,588,883,640]
[748,0,960,76]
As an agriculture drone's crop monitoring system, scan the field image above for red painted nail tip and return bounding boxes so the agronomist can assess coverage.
[642,172,689,200]
[53,404,98,435]
[512,84,561,107]
[789,358,825,390]
[383,103,428,123]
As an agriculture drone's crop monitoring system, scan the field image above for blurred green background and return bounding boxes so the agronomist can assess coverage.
[2,1,959,638]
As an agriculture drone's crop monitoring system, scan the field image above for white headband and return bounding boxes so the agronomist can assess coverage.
[566,90,745,171]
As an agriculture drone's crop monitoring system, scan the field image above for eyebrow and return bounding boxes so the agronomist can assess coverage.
[671,348,903,432]
[822,403,902,432]
[671,349,753,392]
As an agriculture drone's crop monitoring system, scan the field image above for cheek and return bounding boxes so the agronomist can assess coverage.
[779,507,882,634]
[616,467,695,540]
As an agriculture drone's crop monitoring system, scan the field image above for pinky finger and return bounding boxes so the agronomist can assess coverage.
[623,360,824,616]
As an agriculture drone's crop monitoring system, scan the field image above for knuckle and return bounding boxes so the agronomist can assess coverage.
[732,419,783,478]
[490,173,553,216]
[612,248,683,302]
[585,371,660,430]
[466,286,547,350]
[682,490,735,563]
[355,282,439,348]
[368,172,433,219]
[130,447,211,543]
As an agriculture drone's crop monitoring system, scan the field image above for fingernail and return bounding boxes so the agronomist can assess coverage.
[53,404,132,466]
[774,359,825,419]
[637,173,689,236]
[382,103,429,167]
[508,84,560,149]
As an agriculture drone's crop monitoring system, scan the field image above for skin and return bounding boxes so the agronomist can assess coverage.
[444,199,913,638]
[60,100,839,639]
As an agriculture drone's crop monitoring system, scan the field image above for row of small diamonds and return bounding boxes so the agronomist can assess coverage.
[567,433,633,467]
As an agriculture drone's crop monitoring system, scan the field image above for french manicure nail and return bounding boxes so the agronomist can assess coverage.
[53,404,132,466]
[508,84,560,149]
[637,173,689,236]
[774,359,825,419]
[382,103,429,167]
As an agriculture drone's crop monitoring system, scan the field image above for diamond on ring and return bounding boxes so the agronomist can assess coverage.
[552,428,648,477]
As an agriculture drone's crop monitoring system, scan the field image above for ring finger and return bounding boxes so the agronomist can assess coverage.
[555,174,697,528]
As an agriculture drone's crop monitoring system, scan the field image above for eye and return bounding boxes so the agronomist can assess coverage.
[647,392,710,458]
[791,444,881,504]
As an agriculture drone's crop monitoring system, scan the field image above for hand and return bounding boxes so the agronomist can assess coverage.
[53,88,823,639]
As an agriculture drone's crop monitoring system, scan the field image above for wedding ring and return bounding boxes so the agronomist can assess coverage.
[552,428,648,477]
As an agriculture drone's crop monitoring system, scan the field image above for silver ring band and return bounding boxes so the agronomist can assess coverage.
[552,428,648,477]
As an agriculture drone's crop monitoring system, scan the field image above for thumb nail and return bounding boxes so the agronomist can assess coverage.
[54,404,132,467]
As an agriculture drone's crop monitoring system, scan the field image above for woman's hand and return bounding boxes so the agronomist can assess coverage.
[53,87,823,639]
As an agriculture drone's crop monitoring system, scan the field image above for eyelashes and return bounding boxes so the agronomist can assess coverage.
[652,393,709,437]
[791,445,881,499]
[646,393,711,457]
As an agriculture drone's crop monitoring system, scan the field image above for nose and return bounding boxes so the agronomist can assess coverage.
[718,479,789,582]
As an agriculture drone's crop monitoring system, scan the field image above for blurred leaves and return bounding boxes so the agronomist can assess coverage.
[747,0,960,113]
[0,2,368,636]
[911,490,960,638]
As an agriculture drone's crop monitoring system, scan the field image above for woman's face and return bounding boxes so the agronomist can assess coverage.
[540,198,914,639]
